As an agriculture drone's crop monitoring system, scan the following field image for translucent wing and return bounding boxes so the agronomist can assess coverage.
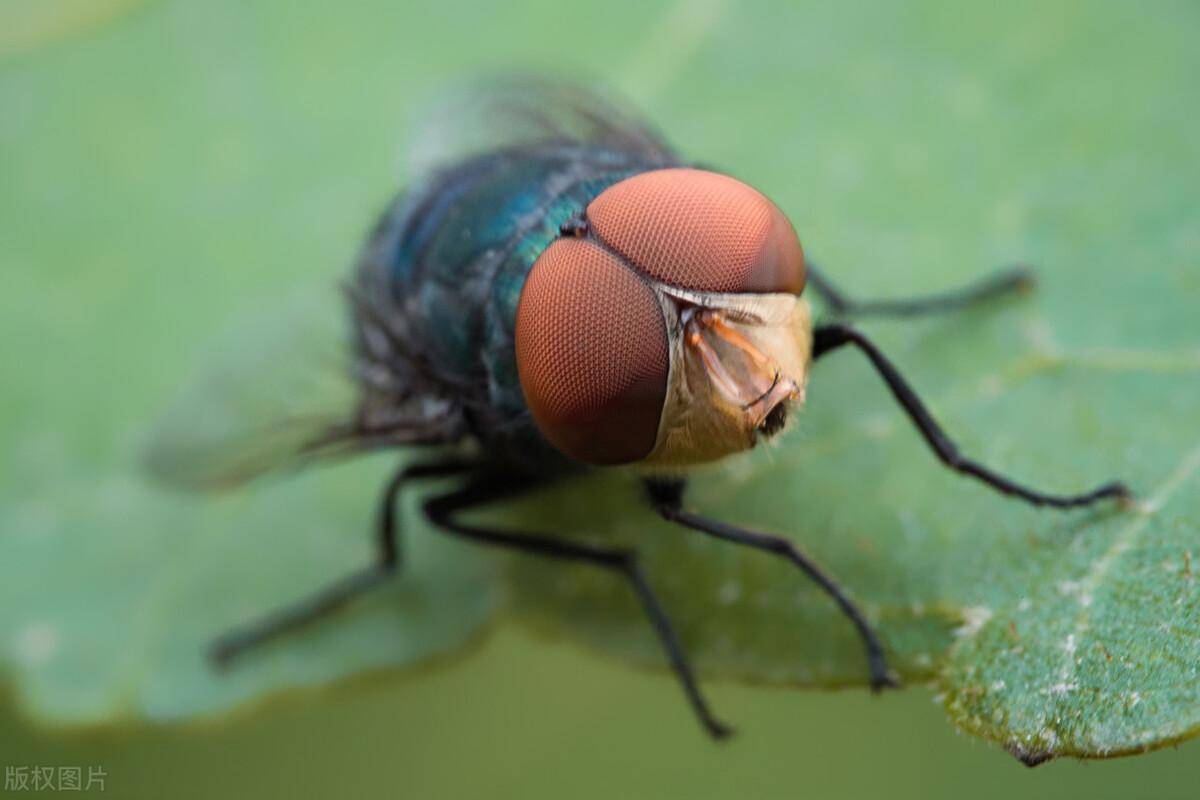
[405,75,680,177]
[147,76,669,491]
[142,287,456,491]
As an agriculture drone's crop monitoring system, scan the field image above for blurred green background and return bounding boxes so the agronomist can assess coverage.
[3,0,1198,797]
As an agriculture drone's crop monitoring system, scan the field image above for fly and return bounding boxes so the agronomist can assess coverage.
[147,77,1131,739]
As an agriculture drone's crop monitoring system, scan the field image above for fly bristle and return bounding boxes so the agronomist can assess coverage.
[558,214,588,238]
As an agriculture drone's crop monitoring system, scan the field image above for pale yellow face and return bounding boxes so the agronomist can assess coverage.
[642,288,813,468]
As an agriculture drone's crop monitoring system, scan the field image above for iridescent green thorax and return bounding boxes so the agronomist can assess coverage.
[365,143,663,458]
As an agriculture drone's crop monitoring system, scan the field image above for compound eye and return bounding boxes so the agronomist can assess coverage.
[586,168,806,295]
[515,238,669,465]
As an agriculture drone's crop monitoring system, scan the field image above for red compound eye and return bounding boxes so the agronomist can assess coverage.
[586,168,806,295]
[515,238,669,465]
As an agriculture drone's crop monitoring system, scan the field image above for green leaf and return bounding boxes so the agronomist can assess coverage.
[940,447,1200,764]
[2,0,1197,767]
[1,459,501,725]
[502,336,1200,762]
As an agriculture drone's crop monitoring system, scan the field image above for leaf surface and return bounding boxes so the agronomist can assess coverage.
[1,0,1197,764]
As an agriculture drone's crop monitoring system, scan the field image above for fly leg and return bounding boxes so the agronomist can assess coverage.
[645,478,898,692]
[812,323,1132,507]
[424,471,734,740]
[806,262,1034,318]
[210,459,476,666]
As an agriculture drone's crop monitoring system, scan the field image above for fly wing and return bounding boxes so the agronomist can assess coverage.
[142,287,456,491]
[405,76,680,177]
[147,77,664,491]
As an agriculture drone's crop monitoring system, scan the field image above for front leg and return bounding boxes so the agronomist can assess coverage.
[644,477,899,692]
[812,323,1131,508]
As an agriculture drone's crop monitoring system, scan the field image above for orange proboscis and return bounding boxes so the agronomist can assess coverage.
[695,309,773,369]
[684,309,798,424]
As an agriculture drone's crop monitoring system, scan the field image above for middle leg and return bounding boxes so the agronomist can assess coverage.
[424,471,734,739]
[806,261,1034,319]
[645,477,898,691]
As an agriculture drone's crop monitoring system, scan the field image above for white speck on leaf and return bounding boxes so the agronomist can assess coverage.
[861,414,892,438]
[977,375,1003,399]
[14,622,59,668]
[718,580,742,605]
[1040,727,1062,748]
[1057,580,1083,597]
[955,606,993,638]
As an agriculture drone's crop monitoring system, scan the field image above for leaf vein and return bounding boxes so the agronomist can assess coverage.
[1057,440,1200,690]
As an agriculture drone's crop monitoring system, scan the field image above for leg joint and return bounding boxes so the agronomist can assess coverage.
[643,476,686,511]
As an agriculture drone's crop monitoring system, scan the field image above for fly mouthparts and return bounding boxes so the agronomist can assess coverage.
[757,402,789,438]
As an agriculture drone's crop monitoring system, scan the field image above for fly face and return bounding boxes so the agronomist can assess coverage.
[649,286,812,466]
[514,167,810,467]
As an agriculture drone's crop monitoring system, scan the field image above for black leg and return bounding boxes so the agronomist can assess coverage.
[806,262,1034,318]
[423,472,733,740]
[210,458,475,666]
[812,323,1131,508]
[645,478,898,692]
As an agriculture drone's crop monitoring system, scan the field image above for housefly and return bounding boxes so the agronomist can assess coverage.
[147,78,1130,738]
